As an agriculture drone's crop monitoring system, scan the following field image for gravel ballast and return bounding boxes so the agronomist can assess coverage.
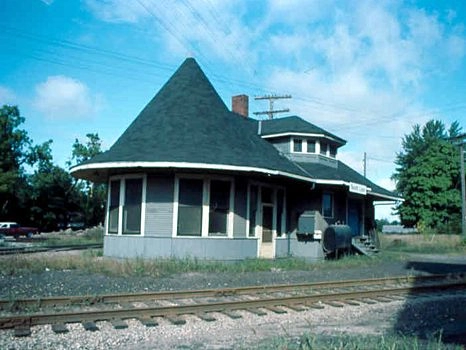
[1,253,466,349]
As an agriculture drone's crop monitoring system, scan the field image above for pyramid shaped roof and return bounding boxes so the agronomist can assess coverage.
[259,116,346,145]
[71,58,310,182]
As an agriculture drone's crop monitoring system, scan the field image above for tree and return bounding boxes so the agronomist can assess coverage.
[26,140,82,230]
[392,120,462,232]
[0,105,32,221]
[68,133,106,227]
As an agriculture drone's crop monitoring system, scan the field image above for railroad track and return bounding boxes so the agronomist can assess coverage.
[0,243,103,255]
[1,274,465,337]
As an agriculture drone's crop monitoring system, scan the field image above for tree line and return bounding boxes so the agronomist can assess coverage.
[0,105,105,231]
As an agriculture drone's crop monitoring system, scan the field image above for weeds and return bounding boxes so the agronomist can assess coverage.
[252,333,463,350]
[380,233,466,254]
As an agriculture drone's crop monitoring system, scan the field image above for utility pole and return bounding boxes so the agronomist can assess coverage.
[363,152,367,177]
[460,141,466,238]
[253,94,291,119]
[450,133,466,238]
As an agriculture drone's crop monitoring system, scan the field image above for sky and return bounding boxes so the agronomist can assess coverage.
[1,0,466,221]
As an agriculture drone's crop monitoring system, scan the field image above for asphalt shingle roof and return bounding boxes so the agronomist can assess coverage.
[259,116,346,145]
[296,161,398,199]
[73,58,309,179]
[71,57,398,200]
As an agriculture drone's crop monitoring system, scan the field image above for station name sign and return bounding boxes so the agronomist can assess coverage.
[349,182,367,195]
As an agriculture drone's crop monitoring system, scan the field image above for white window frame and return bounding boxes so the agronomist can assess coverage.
[306,139,316,154]
[291,138,304,153]
[173,174,234,238]
[106,174,147,236]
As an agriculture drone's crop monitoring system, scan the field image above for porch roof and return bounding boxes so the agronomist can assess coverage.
[295,161,401,201]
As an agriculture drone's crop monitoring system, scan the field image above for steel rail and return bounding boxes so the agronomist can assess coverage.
[1,279,465,330]
[0,243,103,255]
[0,274,459,310]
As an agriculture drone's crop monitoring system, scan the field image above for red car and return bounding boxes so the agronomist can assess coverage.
[0,222,40,238]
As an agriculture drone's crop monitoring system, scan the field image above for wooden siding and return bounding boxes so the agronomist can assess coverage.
[145,175,174,237]
[267,136,289,154]
[233,177,247,237]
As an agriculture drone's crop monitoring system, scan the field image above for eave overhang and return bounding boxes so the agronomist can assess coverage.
[70,161,314,184]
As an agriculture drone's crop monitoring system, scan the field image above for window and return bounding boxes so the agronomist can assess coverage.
[177,178,203,236]
[249,185,258,237]
[322,192,334,218]
[123,178,143,234]
[329,145,337,158]
[307,140,316,153]
[209,180,231,236]
[320,142,328,156]
[293,138,303,152]
[108,180,120,234]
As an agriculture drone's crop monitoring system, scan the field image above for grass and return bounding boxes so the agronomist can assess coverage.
[3,231,466,279]
[252,333,464,350]
[380,233,466,255]
[39,226,104,246]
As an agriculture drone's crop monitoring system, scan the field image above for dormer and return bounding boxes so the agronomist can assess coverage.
[258,116,346,167]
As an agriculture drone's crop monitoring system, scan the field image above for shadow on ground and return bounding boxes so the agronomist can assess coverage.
[394,260,466,346]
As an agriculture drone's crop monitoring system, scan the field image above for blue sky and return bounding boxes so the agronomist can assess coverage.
[1,0,466,220]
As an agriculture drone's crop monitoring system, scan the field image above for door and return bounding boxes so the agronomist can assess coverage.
[259,206,274,258]
[348,199,361,237]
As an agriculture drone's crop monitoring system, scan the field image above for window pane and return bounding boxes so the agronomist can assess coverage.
[123,178,142,234]
[178,178,203,236]
[209,180,230,235]
[320,142,328,155]
[322,193,333,217]
[329,145,337,157]
[108,180,120,234]
[307,141,316,153]
[249,185,258,237]
[293,139,302,152]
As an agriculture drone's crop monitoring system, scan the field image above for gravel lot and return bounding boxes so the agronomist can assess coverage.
[1,252,466,349]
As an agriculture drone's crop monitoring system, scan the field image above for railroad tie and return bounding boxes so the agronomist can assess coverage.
[306,302,325,309]
[165,315,186,325]
[371,297,392,303]
[342,300,360,306]
[14,325,31,337]
[222,310,242,319]
[357,298,377,304]
[51,323,69,334]
[322,301,345,308]
[265,306,287,314]
[247,308,267,316]
[82,321,99,332]
[286,304,307,312]
[139,317,158,327]
[111,319,128,329]
[197,312,216,322]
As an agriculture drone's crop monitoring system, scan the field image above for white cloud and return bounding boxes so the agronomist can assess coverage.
[34,76,103,120]
[84,0,149,23]
[82,0,465,194]
[0,86,17,105]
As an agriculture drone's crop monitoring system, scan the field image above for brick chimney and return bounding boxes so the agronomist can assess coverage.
[232,95,249,118]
